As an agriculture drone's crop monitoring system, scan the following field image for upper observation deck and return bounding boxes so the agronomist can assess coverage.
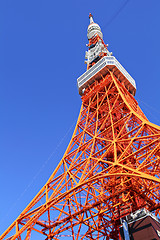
[77,56,136,96]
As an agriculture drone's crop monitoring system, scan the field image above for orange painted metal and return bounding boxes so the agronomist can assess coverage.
[1,27,160,240]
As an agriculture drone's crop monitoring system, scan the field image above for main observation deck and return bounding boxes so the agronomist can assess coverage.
[77,56,136,96]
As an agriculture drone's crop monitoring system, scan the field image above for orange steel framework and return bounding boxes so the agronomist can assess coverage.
[1,15,160,240]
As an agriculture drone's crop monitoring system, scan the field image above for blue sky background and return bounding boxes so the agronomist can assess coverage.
[1,0,160,235]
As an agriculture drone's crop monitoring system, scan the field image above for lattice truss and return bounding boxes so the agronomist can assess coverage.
[1,72,160,240]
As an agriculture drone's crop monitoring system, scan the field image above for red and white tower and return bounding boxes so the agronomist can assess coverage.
[1,14,160,240]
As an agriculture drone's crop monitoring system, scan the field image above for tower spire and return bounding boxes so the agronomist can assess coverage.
[89,13,94,24]
[87,13,103,40]
[86,14,112,70]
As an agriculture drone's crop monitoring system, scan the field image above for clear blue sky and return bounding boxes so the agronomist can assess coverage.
[1,0,160,235]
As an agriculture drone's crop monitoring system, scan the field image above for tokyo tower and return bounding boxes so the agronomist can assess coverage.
[1,14,160,240]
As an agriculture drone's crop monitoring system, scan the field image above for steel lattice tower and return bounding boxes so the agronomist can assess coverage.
[1,14,160,240]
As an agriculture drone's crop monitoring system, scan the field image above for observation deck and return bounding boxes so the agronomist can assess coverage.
[77,56,136,96]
